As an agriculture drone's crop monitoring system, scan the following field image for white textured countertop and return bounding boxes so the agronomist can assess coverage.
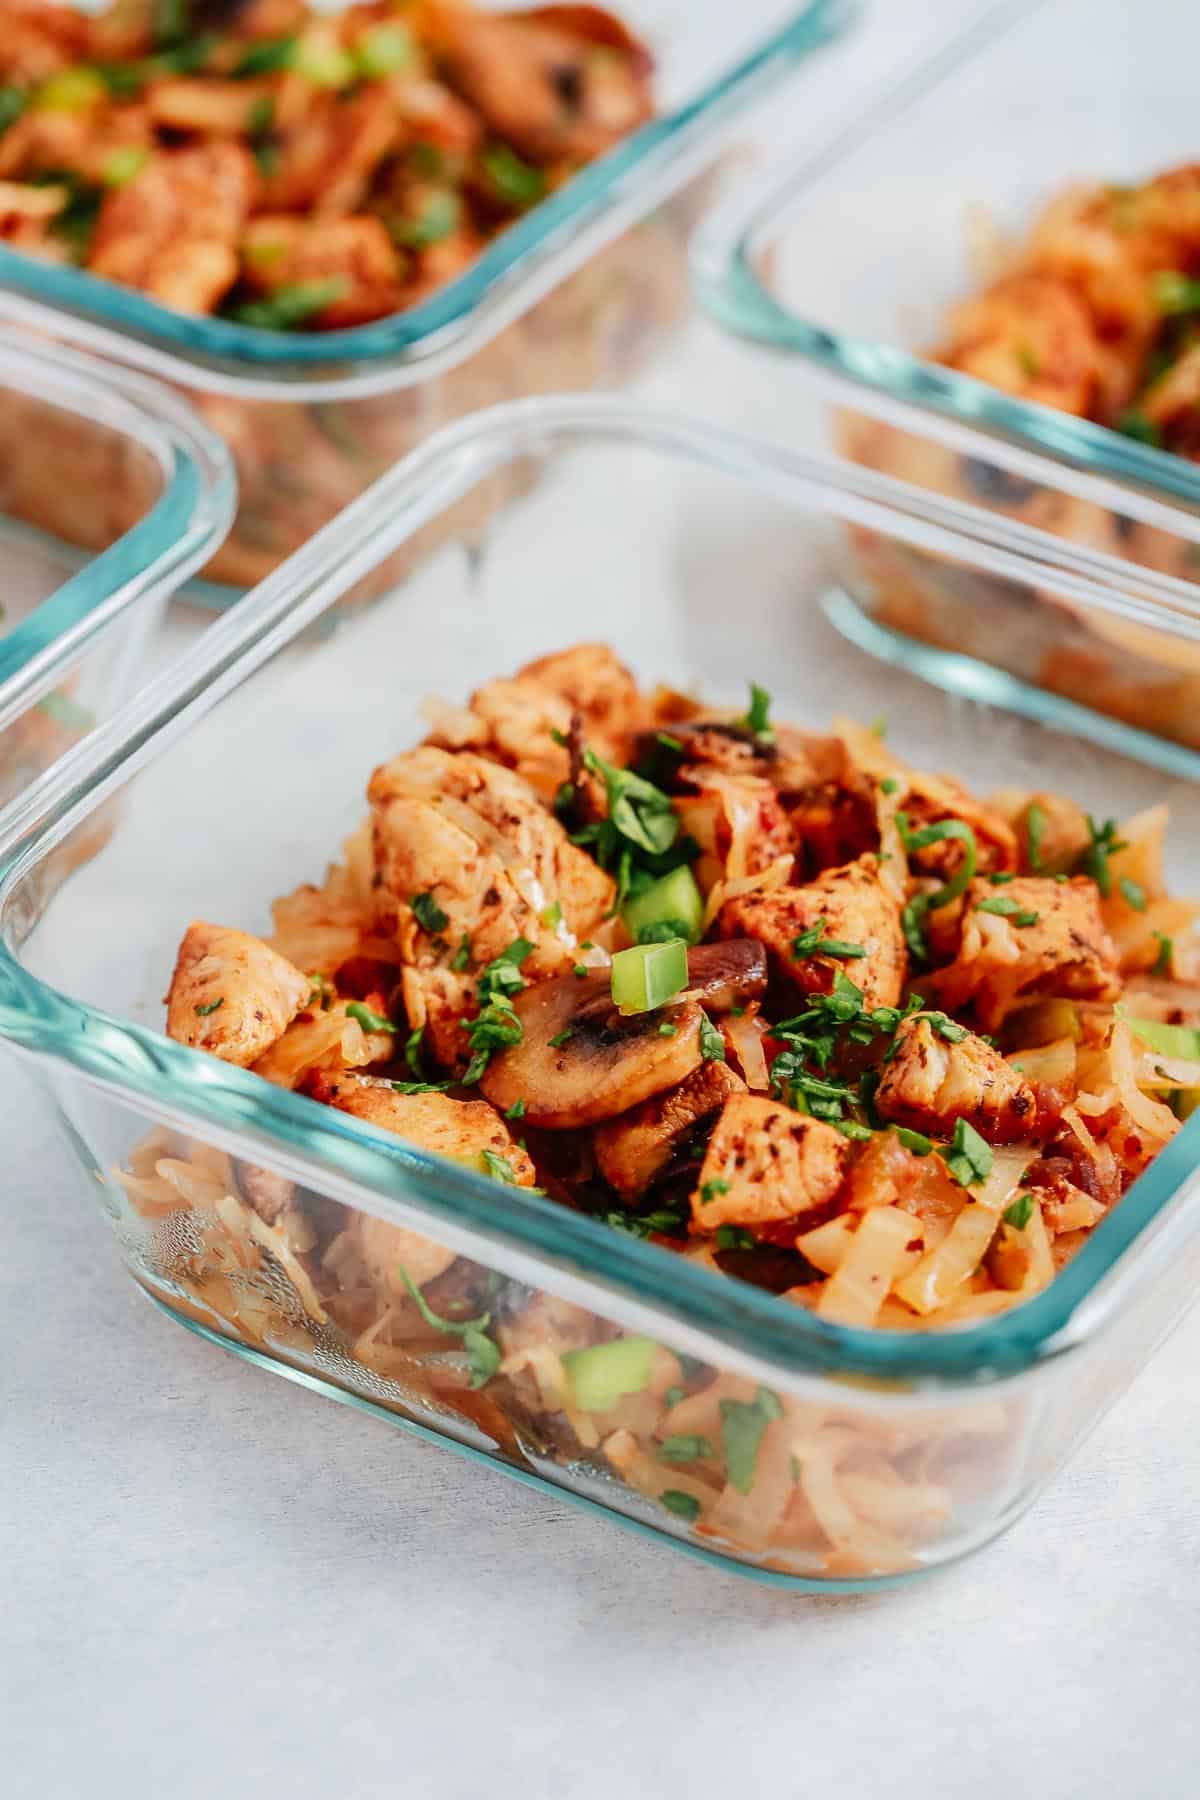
[5,5,1200,1796]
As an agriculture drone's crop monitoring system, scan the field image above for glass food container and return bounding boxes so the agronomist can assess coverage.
[0,325,234,839]
[5,395,1200,1592]
[0,0,852,603]
[692,0,1200,772]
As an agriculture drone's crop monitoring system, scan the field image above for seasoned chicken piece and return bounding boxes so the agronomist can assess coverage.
[307,1072,537,1293]
[3,0,88,82]
[240,215,404,328]
[146,78,277,137]
[990,787,1092,875]
[257,85,399,216]
[370,746,612,1070]
[481,971,705,1128]
[674,772,795,893]
[898,775,1019,879]
[89,142,255,313]
[166,921,309,1067]
[875,1014,1038,1144]
[595,1059,746,1200]
[926,876,1121,1029]
[936,272,1105,417]
[424,2,653,165]
[424,643,643,799]
[720,854,906,1011]
[689,1096,848,1239]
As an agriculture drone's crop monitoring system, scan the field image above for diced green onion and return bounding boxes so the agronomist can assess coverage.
[622,864,703,947]
[1152,269,1200,315]
[233,35,296,77]
[227,278,347,330]
[391,185,463,251]
[293,38,356,88]
[561,1336,657,1411]
[481,142,546,209]
[660,1490,701,1521]
[610,939,687,1014]
[33,68,108,112]
[354,23,415,77]
[102,146,149,188]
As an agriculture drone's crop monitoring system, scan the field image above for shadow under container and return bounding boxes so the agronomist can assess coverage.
[693,0,1200,772]
[0,327,234,839]
[5,395,1200,1590]
[0,0,850,605]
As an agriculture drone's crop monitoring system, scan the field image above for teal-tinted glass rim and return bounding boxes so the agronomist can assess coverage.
[0,0,850,379]
[4,394,1199,1395]
[690,0,1200,518]
[0,331,236,737]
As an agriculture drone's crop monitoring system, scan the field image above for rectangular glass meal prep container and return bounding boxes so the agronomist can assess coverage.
[0,324,234,839]
[0,0,852,604]
[692,0,1200,774]
[6,394,1200,1592]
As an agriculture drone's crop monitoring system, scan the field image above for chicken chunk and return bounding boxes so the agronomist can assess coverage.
[257,85,399,217]
[595,1058,746,1200]
[927,876,1121,1029]
[166,921,310,1067]
[424,2,653,165]
[240,214,403,328]
[689,1096,848,1239]
[424,643,643,799]
[307,1073,537,1293]
[89,142,256,313]
[720,854,906,1011]
[937,272,1105,417]
[875,1014,1038,1143]
[990,787,1092,875]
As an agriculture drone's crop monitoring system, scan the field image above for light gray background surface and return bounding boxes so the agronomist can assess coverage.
[5,4,1200,1796]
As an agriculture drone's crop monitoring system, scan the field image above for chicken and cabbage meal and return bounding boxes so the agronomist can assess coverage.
[847,158,1200,751]
[118,644,1200,1571]
[0,0,654,327]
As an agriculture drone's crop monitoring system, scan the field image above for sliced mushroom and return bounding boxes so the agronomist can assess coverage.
[480,971,704,1129]
[594,1058,746,1200]
[684,939,767,1012]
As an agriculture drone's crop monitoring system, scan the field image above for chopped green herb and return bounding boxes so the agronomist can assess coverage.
[699,1178,731,1205]
[699,1014,726,1062]
[835,1119,874,1141]
[504,1098,527,1120]
[354,22,415,77]
[988,871,1017,885]
[736,681,774,743]
[1152,931,1174,976]
[924,1011,968,1043]
[1082,816,1128,897]
[573,963,590,978]
[412,891,450,934]
[346,1001,395,1034]
[660,1490,701,1521]
[193,997,223,1017]
[540,900,563,929]
[398,1267,500,1388]
[391,1079,452,1095]
[1152,269,1200,315]
[894,1126,933,1156]
[658,1435,713,1464]
[480,1149,522,1186]
[562,1336,657,1411]
[792,915,867,961]
[305,973,335,1011]
[404,1023,427,1079]
[600,1205,687,1240]
[720,1388,783,1494]
[715,1226,756,1250]
[1119,876,1147,912]
[548,1026,574,1049]
[658,1021,678,1037]
[482,141,546,209]
[939,1118,994,1189]
[243,93,274,137]
[450,933,472,973]
[1003,1192,1035,1231]
[234,35,297,76]
[581,747,678,859]
[976,895,1039,925]
[462,940,529,1083]
[0,87,27,135]
[1025,801,1046,870]
[102,145,149,188]
[657,731,684,752]
[895,812,978,959]
[664,1386,686,1409]
[1116,409,1162,448]
[228,277,347,330]
[880,777,900,796]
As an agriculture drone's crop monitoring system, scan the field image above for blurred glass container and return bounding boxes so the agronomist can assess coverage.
[5,395,1200,1589]
[693,0,1200,770]
[0,326,234,838]
[0,0,853,602]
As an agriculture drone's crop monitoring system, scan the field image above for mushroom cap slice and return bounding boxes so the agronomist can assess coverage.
[684,939,768,1012]
[481,972,704,1129]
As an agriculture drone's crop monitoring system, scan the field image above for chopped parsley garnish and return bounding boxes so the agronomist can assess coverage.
[480,1150,522,1186]
[792,915,867,961]
[659,1435,713,1464]
[505,1098,527,1120]
[227,277,347,331]
[1116,409,1162,448]
[1003,1192,1035,1231]
[895,812,978,960]
[462,938,534,1084]
[663,1386,686,1409]
[1152,269,1200,315]
[306,973,334,1011]
[482,141,546,209]
[720,1387,783,1494]
[835,1119,874,1141]
[699,1178,731,1205]
[1152,931,1174,976]
[1119,876,1147,912]
[771,978,923,1123]
[398,1268,501,1388]
[540,900,563,929]
[1025,801,1046,870]
[939,1118,994,1189]
[660,1490,701,1521]
[450,933,472,972]
[600,1203,687,1240]
[573,963,590,977]
[715,1226,756,1251]
[548,1026,574,1049]
[736,681,774,743]
[894,1126,933,1156]
[391,1079,452,1095]
[656,731,684,753]
[346,1001,395,1034]
[411,890,450,934]
[658,1021,678,1037]
[880,777,900,796]
[988,871,1016,885]
[233,33,297,76]
[404,1024,427,1080]
[193,997,224,1016]
[1082,816,1128,897]
[976,895,1039,926]
[698,1014,726,1062]
[570,748,692,910]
